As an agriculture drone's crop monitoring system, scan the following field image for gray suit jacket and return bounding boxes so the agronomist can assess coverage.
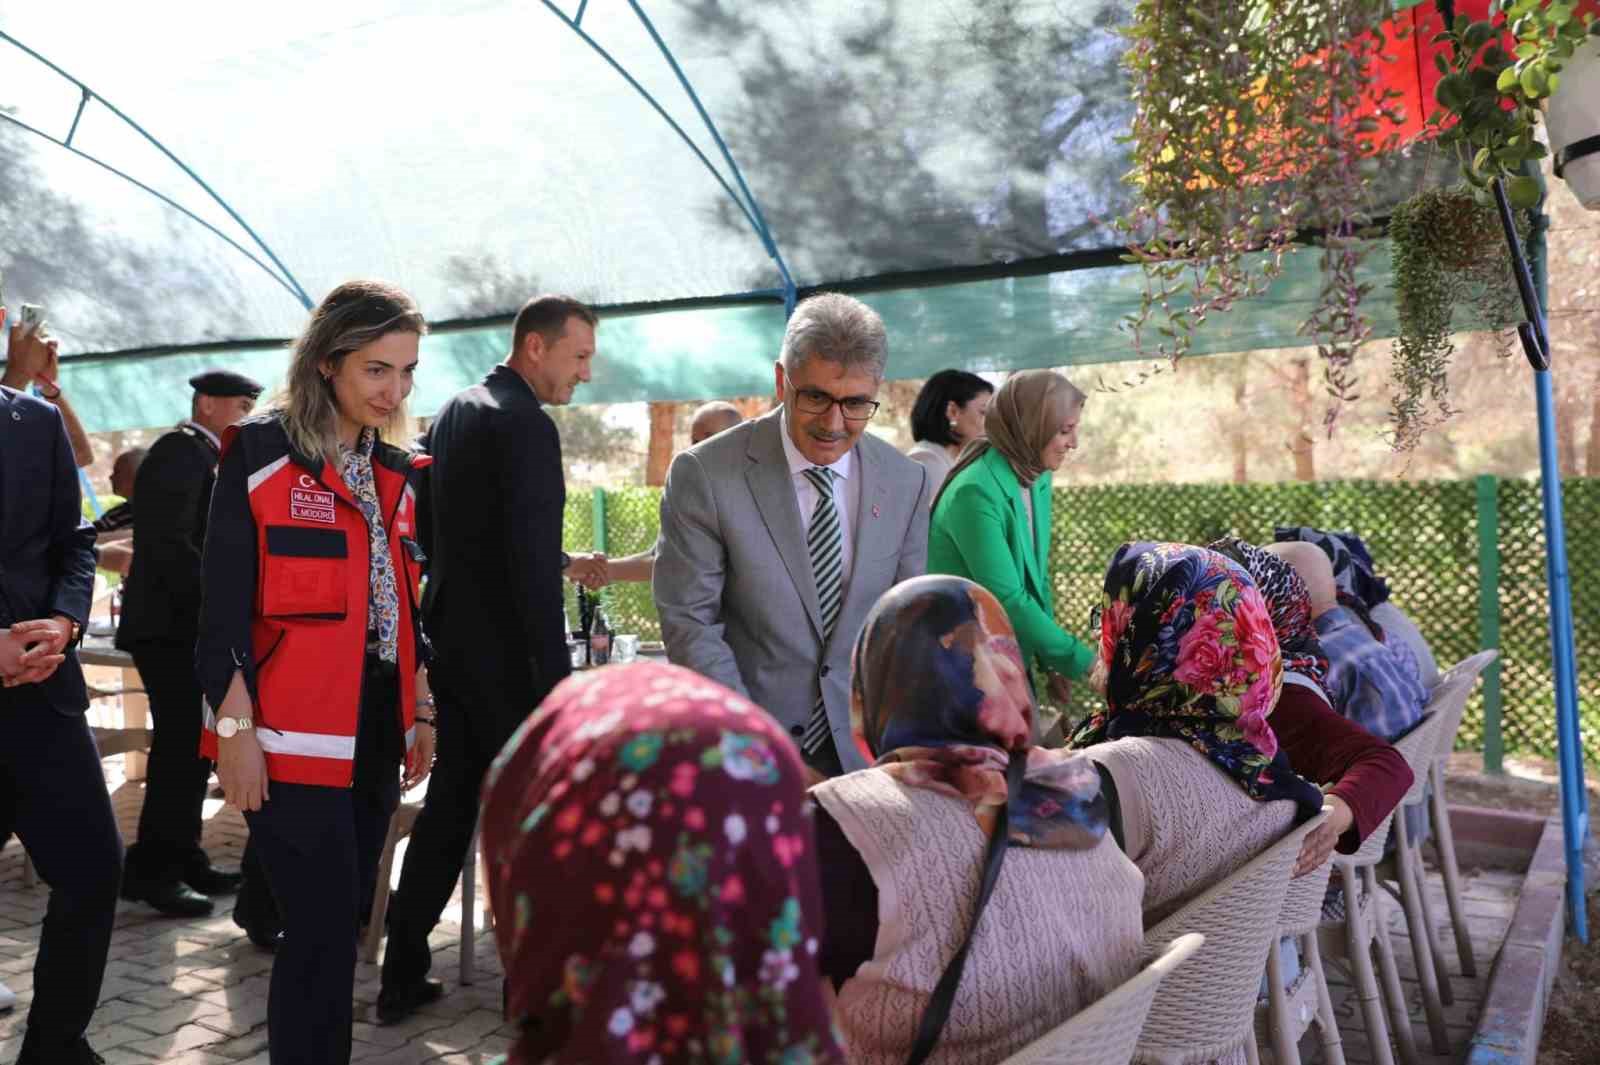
[654,409,932,771]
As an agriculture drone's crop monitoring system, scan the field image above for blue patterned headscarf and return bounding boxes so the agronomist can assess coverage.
[1274,526,1391,608]
[1069,542,1324,823]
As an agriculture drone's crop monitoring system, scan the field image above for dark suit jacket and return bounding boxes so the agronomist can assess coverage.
[0,386,97,715]
[419,365,570,719]
[116,423,217,649]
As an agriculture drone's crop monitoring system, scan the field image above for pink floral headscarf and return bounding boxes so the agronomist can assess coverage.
[1069,542,1324,820]
[480,662,844,1065]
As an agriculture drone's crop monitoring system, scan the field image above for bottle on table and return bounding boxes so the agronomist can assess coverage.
[575,587,593,668]
[588,596,612,667]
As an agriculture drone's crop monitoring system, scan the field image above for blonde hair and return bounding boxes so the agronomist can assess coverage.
[272,280,427,462]
[931,370,1086,512]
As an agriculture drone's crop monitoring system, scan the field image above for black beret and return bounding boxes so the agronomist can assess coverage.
[188,370,264,398]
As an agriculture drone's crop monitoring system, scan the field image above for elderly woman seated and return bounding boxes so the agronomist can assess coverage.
[1203,538,1416,888]
[1264,541,1429,745]
[479,662,844,1065]
[1065,542,1329,924]
[811,575,1143,1065]
[1275,524,1440,687]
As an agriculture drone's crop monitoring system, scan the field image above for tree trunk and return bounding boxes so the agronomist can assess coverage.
[731,396,771,421]
[1589,364,1600,478]
[1231,369,1249,484]
[645,402,679,487]
[1288,355,1317,482]
[1556,370,1583,478]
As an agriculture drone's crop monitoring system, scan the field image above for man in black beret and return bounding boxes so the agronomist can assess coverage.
[117,368,262,916]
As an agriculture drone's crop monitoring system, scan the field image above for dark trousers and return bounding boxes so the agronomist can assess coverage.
[0,689,122,1056]
[246,773,398,1065]
[125,641,214,885]
[245,657,401,1065]
[381,663,520,989]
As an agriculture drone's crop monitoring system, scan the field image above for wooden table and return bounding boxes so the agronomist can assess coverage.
[78,636,153,779]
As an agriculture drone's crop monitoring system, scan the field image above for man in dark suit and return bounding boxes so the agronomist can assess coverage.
[0,310,123,1065]
[117,369,262,916]
[377,294,605,1022]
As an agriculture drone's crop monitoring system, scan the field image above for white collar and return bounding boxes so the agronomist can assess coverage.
[779,407,854,481]
[183,420,221,450]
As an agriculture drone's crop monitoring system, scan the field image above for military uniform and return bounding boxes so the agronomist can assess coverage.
[118,371,261,915]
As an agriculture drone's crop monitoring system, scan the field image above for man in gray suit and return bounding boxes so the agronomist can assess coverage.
[654,293,931,776]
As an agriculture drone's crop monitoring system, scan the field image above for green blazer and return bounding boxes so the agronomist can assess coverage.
[927,446,1094,679]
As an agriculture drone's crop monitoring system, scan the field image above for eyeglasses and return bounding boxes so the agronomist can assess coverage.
[788,384,880,422]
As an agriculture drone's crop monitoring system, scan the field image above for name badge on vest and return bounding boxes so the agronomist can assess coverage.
[290,474,336,524]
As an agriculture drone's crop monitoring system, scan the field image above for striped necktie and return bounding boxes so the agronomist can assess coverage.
[801,466,842,755]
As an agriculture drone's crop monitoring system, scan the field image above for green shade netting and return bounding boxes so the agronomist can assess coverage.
[2,0,1450,430]
[59,239,1418,431]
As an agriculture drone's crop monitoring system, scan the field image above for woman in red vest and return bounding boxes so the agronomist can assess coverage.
[198,280,437,1065]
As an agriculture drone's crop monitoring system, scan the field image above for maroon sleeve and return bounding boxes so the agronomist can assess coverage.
[1273,684,1414,853]
[811,802,879,990]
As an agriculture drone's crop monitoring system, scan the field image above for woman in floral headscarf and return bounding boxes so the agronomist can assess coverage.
[479,661,842,1065]
[1208,538,1412,872]
[1068,542,1326,923]
[811,575,1143,1065]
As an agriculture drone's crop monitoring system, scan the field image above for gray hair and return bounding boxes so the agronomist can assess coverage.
[779,293,888,379]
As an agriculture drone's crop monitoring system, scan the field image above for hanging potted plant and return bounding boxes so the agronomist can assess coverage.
[1383,0,1598,448]
[1546,34,1600,207]
[1386,185,1525,450]
[1117,0,1404,421]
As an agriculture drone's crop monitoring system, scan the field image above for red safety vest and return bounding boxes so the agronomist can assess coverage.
[198,417,430,787]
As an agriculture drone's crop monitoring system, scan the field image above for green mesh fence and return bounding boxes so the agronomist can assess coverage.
[562,477,1598,766]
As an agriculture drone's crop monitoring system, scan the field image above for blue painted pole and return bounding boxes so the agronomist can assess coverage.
[1492,175,1588,942]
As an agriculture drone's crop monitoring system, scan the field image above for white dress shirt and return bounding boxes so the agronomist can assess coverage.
[779,410,860,592]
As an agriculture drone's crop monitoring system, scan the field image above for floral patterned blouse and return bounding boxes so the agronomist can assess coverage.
[480,661,844,1065]
[339,427,399,664]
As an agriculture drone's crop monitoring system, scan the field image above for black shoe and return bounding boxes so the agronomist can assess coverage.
[15,1035,104,1064]
[375,978,444,1025]
[184,863,243,896]
[128,881,215,917]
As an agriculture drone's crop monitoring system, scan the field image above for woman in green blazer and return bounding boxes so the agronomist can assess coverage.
[927,370,1092,700]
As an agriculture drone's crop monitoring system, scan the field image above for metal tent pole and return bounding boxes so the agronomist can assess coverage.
[1490,175,1589,943]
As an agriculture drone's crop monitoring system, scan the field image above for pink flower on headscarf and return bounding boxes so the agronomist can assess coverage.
[1233,586,1281,679]
[1173,609,1230,692]
[1237,674,1280,759]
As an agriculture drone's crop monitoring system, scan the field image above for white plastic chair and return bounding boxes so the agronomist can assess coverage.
[1424,650,1499,978]
[1133,810,1330,1064]
[1375,711,1453,1056]
[1316,715,1444,1065]
[1001,934,1205,1065]
[1252,812,1346,1065]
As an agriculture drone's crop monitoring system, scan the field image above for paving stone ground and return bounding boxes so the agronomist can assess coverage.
[0,746,1523,1065]
[0,750,509,1065]
[1315,864,1520,1065]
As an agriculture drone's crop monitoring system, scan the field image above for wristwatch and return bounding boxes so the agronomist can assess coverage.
[215,716,254,739]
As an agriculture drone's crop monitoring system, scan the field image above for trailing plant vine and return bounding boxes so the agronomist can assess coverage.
[1387,184,1526,450]
[1382,0,1596,450]
[1117,0,1404,425]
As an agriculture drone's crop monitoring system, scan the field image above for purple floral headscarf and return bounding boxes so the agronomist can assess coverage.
[481,662,844,1065]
